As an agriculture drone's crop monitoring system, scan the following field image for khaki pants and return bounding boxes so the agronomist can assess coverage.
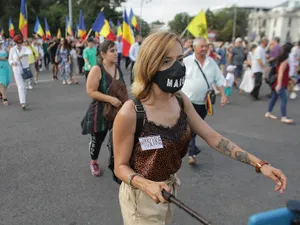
[119,174,180,225]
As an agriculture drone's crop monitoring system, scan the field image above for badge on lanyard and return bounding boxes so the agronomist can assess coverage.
[139,135,164,151]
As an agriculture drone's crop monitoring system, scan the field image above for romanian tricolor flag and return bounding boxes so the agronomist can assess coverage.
[117,20,122,39]
[57,28,61,38]
[34,17,46,40]
[109,19,114,30]
[129,8,139,31]
[9,17,15,38]
[66,16,73,36]
[122,9,135,57]
[0,28,4,37]
[78,10,87,41]
[19,0,28,38]
[45,18,51,39]
[92,12,116,41]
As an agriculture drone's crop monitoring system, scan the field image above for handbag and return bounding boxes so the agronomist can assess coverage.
[14,48,33,80]
[103,66,128,121]
[265,65,277,87]
[194,60,216,105]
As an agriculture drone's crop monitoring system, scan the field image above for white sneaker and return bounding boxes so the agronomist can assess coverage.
[62,81,66,85]
[28,85,33,90]
[294,84,300,91]
[290,92,297,99]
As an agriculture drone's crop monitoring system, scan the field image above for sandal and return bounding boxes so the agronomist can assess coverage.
[2,98,8,106]
[265,112,278,120]
[281,117,294,124]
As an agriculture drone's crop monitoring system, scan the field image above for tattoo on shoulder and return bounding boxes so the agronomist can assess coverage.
[234,151,251,164]
[216,138,234,156]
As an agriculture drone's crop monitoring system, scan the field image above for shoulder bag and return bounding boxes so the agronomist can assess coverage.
[14,48,33,80]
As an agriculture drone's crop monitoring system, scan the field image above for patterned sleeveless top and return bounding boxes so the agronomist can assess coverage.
[130,101,191,182]
[81,64,125,135]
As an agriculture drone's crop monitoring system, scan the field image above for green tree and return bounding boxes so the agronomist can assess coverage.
[0,0,125,37]
[135,16,150,37]
[168,13,192,35]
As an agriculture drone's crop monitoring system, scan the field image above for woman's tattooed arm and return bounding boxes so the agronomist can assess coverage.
[215,137,252,165]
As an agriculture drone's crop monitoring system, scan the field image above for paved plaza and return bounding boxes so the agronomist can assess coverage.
[1,68,299,225]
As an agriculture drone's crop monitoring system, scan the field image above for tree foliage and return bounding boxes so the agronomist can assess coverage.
[0,0,133,37]
[168,7,249,41]
[168,13,192,36]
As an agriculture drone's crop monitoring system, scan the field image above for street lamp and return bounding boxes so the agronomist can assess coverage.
[140,0,151,35]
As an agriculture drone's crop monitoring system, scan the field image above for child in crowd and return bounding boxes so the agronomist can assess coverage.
[224,65,236,101]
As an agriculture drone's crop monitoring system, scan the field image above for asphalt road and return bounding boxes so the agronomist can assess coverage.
[1,66,299,225]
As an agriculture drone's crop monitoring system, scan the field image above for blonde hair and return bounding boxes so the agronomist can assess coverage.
[131,31,182,100]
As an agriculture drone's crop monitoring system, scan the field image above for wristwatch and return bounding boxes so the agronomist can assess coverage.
[255,160,270,173]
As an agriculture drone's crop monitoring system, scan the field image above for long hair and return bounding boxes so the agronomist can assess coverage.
[131,31,182,100]
[277,43,293,65]
[60,38,70,50]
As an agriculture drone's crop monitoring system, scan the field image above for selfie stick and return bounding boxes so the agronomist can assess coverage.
[162,190,212,225]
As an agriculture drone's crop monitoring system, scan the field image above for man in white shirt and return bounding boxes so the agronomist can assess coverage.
[129,35,142,83]
[251,37,268,100]
[116,36,123,67]
[182,37,227,165]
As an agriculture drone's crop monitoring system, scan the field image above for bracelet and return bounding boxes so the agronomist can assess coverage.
[128,173,143,188]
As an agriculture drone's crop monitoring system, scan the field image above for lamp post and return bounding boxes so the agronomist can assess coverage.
[68,0,72,32]
[140,0,151,35]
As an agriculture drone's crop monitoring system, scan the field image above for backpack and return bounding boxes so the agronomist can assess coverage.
[107,94,184,184]
[266,66,277,87]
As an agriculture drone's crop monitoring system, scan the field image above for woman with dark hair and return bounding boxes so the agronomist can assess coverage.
[81,40,126,177]
[265,43,294,124]
[55,38,71,84]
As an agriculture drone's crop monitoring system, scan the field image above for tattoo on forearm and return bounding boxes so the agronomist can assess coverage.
[234,151,251,164]
[216,138,234,156]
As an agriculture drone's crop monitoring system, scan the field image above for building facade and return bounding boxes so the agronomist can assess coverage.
[248,0,300,43]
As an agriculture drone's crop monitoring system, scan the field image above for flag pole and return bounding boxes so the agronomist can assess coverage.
[83,7,105,43]
[180,28,187,39]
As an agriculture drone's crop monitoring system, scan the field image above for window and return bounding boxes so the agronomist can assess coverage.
[288,18,292,27]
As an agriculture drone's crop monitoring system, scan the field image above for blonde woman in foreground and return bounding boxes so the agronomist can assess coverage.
[113,32,287,225]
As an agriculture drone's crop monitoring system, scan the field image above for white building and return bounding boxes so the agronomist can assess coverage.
[248,0,300,43]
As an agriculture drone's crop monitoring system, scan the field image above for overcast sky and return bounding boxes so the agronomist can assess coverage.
[121,0,286,23]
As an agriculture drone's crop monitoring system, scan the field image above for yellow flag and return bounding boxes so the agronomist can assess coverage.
[57,28,61,38]
[187,10,208,38]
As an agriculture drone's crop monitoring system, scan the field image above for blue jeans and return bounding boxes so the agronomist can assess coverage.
[267,87,287,117]
[188,104,207,156]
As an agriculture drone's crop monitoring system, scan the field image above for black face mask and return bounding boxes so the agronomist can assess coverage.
[152,61,186,93]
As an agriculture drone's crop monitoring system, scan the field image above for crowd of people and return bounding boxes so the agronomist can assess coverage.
[0,30,294,224]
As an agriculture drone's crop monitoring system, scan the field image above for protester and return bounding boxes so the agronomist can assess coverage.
[43,39,50,70]
[83,38,97,80]
[76,40,85,75]
[183,39,194,58]
[217,42,227,75]
[239,44,256,94]
[129,35,142,83]
[182,37,227,165]
[33,39,44,82]
[265,43,294,124]
[229,37,245,86]
[48,37,59,80]
[116,36,123,67]
[55,38,71,84]
[112,31,287,225]
[251,37,268,100]
[81,40,125,177]
[24,39,38,90]
[8,35,30,110]
[70,41,79,84]
[0,37,11,105]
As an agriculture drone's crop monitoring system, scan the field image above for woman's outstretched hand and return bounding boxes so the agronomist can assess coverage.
[260,165,287,194]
